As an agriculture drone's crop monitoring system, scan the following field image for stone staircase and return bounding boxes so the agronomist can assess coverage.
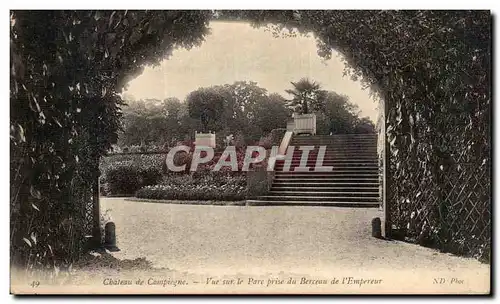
[247,133,380,207]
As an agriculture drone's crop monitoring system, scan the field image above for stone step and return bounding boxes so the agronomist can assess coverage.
[274,170,379,174]
[289,139,378,146]
[293,137,377,140]
[277,159,377,162]
[293,135,376,137]
[290,144,376,146]
[245,200,379,208]
[309,139,377,141]
[292,138,377,140]
[274,166,379,170]
[271,186,378,191]
[273,178,379,182]
[274,164,379,168]
[274,163,379,168]
[286,156,378,160]
[289,150,377,153]
[290,146,377,150]
[288,154,377,157]
[292,137,377,140]
[272,181,379,185]
[274,177,379,181]
[288,150,377,153]
[273,164,378,168]
[289,142,377,145]
[256,195,379,202]
[274,164,379,173]
[275,171,378,175]
[279,153,378,161]
[268,191,379,197]
[273,177,379,181]
[293,136,377,138]
[290,150,377,153]
[274,163,378,167]
[290,146,377,149]
[251,134,381,209]
[276,159,378,162]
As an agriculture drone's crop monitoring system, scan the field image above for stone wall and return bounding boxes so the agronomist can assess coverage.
[246,168,274,198]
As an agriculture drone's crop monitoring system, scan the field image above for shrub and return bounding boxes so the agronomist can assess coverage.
[258,133,274,150]
[129,145,142,153]
[269,128,287,145]
[104,161,163,196]
[136,173,247,201]
[233,133,246,149]
[162,150,193,174]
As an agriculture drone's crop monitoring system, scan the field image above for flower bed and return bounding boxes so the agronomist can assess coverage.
[100,154,164,196]
[136,173,247,201]
[100,137,275,199]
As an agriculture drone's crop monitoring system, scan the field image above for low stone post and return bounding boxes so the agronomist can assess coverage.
[104,222,120,251]
[372,217,382,239]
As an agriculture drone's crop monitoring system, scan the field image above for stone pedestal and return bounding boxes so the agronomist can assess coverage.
[195,131,216,148]
[293,113,316,135]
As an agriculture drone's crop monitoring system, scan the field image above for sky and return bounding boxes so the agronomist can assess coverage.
[125,21,379,122]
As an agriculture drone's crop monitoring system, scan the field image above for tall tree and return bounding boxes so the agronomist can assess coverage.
[186,87,225,133]
[118,97,195,147]
[254,93,290,135]
[354,117,376,134]
[217,81,269,135]
[315,91,360,134]
[285,78,324,114]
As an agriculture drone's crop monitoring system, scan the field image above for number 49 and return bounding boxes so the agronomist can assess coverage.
[30,281,40,288]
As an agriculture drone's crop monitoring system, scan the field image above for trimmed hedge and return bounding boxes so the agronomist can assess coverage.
[101,159,163,196]
[136,173,247,201]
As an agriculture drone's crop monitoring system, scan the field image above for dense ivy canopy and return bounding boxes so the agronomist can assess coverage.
[10,10,211,269]
[231,10,490,258]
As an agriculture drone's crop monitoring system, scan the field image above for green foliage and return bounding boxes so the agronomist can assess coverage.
[186,81,280,138]
[315,91,360,134]
[104,163,162,196]
[217,81,270,137]
[119,78,369,146]
[285,77,323,114]
[119,97,195,147]
[136,173,247,201]
[284,79,373,134]
[186,87,226,133]
[268,128,287,145]
[253,93,291,135]
[10,10,211,271]
[100,154,164,195]
[354,117,375,134]
[120,81,293,146]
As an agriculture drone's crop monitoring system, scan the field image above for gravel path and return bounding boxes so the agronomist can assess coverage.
[99,197,490,293]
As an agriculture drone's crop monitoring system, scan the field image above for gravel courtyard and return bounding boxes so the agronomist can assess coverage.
[99,197,490,293]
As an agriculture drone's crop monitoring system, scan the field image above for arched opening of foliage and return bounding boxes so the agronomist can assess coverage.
[10,10,491,271]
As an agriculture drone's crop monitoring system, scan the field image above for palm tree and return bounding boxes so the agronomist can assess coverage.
[285,78,323,114]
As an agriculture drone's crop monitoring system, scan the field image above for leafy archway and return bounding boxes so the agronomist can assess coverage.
[10,10,491,270]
